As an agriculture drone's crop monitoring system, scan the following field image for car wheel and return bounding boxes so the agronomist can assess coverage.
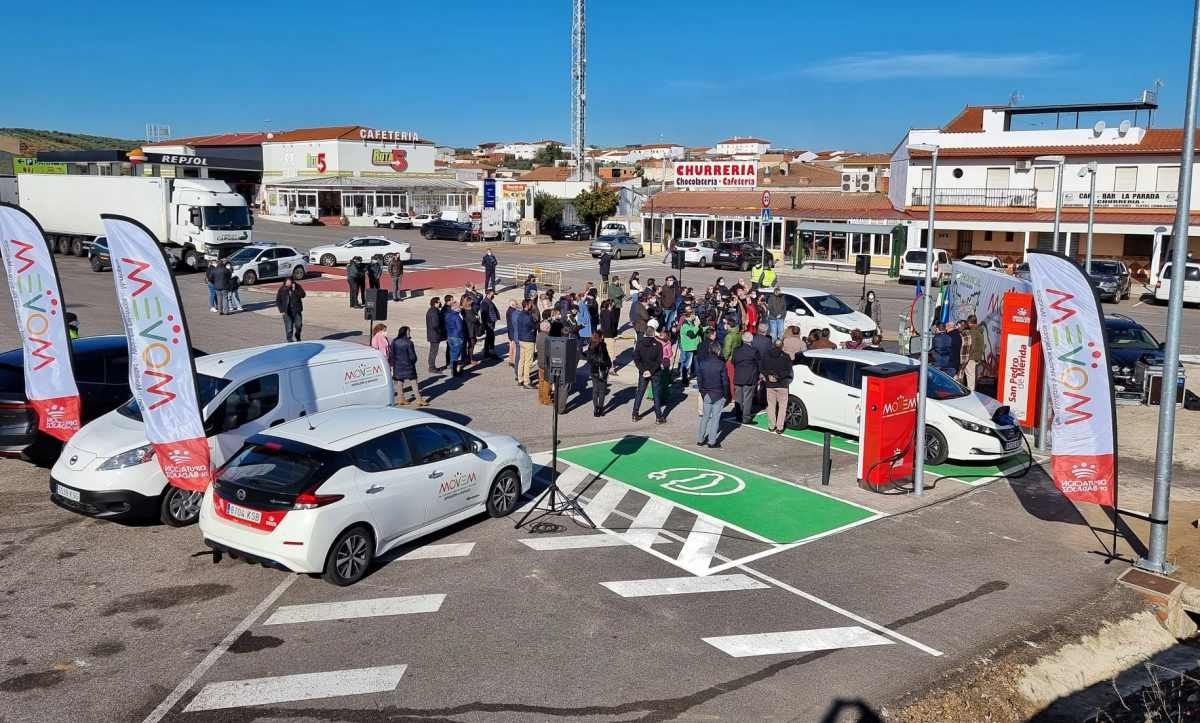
[89,255,104,272]
[320,254,337,267]
[160,486,203,526]
[740,260,750,271]
[373,221,381,228]
[486,469,521,517]
[784,395,808,430]
[70,238,85,256]
[322,525,374,586]
[613,249,622,260]
[457,232,468,242]
[241,270,257,286]
[698,256,708,267]
[924,427,950,466]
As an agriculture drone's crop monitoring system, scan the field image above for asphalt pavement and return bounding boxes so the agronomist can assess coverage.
[0,230,1188,721]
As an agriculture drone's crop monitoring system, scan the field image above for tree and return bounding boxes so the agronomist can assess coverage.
[574,185,619,234]
[534,192,565,236]
[532,144,565,166]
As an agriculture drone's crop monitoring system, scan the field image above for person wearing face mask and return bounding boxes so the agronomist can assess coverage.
[858,290,883,334]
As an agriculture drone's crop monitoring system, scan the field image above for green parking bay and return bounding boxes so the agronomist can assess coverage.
[557,437,878,544]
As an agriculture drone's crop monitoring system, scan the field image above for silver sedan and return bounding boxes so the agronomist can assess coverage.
[589,234,644,259]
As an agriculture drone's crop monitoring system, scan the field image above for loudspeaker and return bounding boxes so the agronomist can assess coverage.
[363,288,388,321]
[545,336,579,382]
[855,254,871,276]
[671,249,686,270]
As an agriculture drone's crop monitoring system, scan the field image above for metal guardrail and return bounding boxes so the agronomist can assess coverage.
[910,187,1036,208]
[511,264,565,295]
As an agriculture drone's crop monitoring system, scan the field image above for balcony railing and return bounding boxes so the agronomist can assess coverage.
[910,187,1036,208]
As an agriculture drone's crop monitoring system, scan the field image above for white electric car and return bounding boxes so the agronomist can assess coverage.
[50,342,394,526]
[225,244,307,285]
[785,349,1024,465]
[200,406,533,586]
[307,236,412,267]
[778,287,878,345]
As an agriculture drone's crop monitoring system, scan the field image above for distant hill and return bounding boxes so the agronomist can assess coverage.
[0,128,140,154]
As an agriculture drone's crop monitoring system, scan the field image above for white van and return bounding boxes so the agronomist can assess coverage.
[50,341,393,526]
[900,248,953,285]
[1155,261,1200,305]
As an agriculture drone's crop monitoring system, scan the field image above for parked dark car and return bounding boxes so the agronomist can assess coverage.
[0,336,205,464]
[1088,259,1132,303]
[556,224,592,241]
[713,240,774,271]
[421,219,473,241]
[1104,315,1164,398]
[88,235,111,272]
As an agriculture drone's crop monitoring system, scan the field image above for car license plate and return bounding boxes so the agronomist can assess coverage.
[55,484,81,503]
[225,502,262,524]
[1003,438,1021,452]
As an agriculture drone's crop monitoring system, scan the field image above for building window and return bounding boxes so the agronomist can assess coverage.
[985,168,1010,188]
[1006,231,1015,243]
[1122,234,1154,258]
[1034,167,1055,191]
[1157,166,1181,192]
[984,231,993,241]
[920,168,932,190]
[1114,166,1138,192]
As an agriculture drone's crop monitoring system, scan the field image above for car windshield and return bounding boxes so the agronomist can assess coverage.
[905,250,928,263]
[805,294,854,316]
[218,441,328,493]
[1107,325,1159,350]
[927,367,970,400]
[202,206,252,230]
[117,373,230,422]
[227,248,259,265]
[1092,261,1122,275]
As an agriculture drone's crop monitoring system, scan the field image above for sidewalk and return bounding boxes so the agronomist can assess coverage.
[247,265,485,298]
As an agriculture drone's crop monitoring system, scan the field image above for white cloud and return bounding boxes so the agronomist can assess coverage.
[801,51,1071,80]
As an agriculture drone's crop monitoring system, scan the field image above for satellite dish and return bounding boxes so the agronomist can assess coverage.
[1093,120,1106,137]
[1118,120,1132,136]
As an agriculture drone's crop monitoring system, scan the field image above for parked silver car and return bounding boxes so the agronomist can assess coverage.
[589,234,644,259]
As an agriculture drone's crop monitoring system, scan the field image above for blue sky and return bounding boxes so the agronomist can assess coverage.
[5,0,1196,151]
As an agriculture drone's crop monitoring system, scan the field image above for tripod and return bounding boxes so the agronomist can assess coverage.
[514,373,595,529]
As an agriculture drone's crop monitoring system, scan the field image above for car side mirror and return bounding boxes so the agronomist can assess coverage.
[472,440,488,454]
[1160,341,1167,350]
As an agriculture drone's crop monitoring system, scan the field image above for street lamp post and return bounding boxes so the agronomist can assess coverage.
[1079,162,1098,274]
[1033,154,1067,452]
[908,143,940,496]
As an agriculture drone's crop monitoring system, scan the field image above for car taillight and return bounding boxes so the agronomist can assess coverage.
[293,489,343,510]
[0,401,31,411]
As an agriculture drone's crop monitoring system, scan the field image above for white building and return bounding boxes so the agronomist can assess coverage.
[890,99,1199,270]
[621,143,686,162]
[712,136,771,157]
[496,140,564,160]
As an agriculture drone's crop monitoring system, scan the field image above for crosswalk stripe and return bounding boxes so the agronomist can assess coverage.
[395,542,475,560]
[620,496,673,548]
[552,466,594,496]
[263,594,445,626]
[599,574,769,598]
[701,627,894,658]
[676,515,726,575]
[182,664,408,712]
[576,480,627,527]
[519,534,636,550]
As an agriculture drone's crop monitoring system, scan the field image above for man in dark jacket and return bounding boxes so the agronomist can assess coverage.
[731,332,760,423]
[480,290,501,359]
[695,343,728,448]
[632,330,664,423]
[482,249,498,291]
[598,250,612,286]
[367,255,383,290]
[631,298,651,341]
[761,339,794,433]
[515,300,538,388]
[388,254,405,301]
[767,287,787,340]
[751,323,774,364]
[425,298,445,374]
[346,257,364,308]
[931,321,956,376]
[390,327,427,406]
[213,261,232,315]
[274,277,306,342]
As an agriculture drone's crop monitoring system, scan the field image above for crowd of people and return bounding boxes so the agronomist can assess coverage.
[931,314,987,390]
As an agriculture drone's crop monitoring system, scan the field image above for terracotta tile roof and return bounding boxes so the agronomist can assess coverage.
[151,131,269,147]
[647,190,903,219]
[840,153,892,166]
[909,128,1200,159]
[718,136,770,145]
[941,106,1001,133]
[518,166,574,181]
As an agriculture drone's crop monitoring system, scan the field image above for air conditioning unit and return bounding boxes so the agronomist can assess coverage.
[1015,159,1032,172]
[859,178,874,192]
[842,173,853,184]
[842,183,852,192]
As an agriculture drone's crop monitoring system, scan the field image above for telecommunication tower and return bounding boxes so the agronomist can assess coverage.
[571,0,588,181]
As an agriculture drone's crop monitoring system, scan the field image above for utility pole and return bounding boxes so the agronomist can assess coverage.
[1139,0,1200,574]
[571,0,587,183]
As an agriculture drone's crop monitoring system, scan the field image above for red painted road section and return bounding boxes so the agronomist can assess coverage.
[254,266,485,295]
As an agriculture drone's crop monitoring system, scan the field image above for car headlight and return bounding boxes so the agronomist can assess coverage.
[98,443,156,470]
[949,416,997,437]
[829,323,852,335]
[1111,364,1122,373]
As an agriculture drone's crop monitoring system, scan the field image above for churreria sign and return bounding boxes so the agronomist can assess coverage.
[673,162,759,190]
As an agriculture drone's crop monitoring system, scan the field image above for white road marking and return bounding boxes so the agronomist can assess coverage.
[519,534,641,550]
[263,594,445,625]
[182,665,408,712]
[552,465,594,496]
[620,496,673,547]
[578,480,628,527]
[702,627,894,657]
[395,542,475,560]
[142,576,297,723]
[600,574,769,598]
[676,515,725,574]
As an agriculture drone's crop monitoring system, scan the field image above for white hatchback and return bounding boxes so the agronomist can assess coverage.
[678,239,718,267]
[308,236,413,267]
[200,406,533,585]
[779,287,877,345]
[290,209,317,225]
[785,349,1024,465]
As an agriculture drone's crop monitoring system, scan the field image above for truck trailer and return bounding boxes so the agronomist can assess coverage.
[15,174,253,269]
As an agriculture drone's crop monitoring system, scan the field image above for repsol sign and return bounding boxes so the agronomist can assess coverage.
[148,154,208,166]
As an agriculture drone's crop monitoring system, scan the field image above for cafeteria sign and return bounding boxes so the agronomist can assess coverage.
[13,157,67,175]
[1064,191,1177,208]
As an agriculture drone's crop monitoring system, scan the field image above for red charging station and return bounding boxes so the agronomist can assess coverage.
[995,291,1041,427]
[857,362,919,491]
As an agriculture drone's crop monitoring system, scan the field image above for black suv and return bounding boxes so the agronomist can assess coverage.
[1104,315,1164,398]
[713,240,773,271]
[421,219,473,241]
[88,235,111,272]
[1088,259,1132,303]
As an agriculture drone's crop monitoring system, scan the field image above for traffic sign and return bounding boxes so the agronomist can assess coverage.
[483,178,496,209]
[761,208,772,221]
[761,190,771,208]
